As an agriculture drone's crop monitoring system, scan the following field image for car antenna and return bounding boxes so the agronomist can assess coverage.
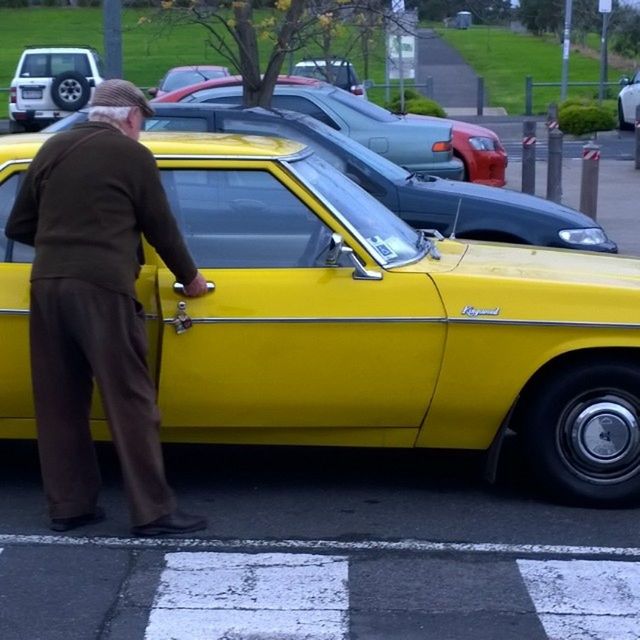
[450,198,462,240]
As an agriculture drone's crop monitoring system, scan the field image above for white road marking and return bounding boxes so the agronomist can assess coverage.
[1,533,640,559]
[518,559,640,640]
[144,552,349,640]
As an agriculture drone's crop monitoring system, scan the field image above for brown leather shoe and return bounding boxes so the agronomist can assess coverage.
[50,507,105,532]
[131,509,207,537]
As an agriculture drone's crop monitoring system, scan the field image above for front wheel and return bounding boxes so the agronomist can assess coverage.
[521,362,640,506]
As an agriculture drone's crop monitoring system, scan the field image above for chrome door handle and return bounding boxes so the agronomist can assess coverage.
[173,281,215,294]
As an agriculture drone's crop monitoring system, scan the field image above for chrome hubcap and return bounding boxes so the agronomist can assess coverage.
[559,395,640,483]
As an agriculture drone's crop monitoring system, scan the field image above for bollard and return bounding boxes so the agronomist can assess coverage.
[579,141,600,220]
[547,103,559,131]
[636,104,640,171]
[546,128,563,203]
[477,77,484,116]
[521,120,536,195]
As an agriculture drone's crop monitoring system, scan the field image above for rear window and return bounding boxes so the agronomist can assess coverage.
[294,64,353,88]
[19,53,92,78]
[162,69,228,92]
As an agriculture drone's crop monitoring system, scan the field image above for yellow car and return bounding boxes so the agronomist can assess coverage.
[1,131,640,506]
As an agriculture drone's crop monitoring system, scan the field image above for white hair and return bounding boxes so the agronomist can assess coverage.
[88,105,135,131]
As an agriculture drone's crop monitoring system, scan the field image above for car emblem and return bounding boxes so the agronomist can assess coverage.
[461,305,500,317]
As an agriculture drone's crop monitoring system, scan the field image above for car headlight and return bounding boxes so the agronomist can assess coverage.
[559,228,608,245]
[468,136,497,151]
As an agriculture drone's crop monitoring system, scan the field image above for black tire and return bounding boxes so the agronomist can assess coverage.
[521,361,640,506]
[618,99,633,131]
[9,120,26,134]
[50,71,90,111]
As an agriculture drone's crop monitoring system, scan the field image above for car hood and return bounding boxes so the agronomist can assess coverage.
[404,114,498,139]
[397,240,640,324]
[407,176,595,227]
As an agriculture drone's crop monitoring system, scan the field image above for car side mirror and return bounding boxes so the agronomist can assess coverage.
[326,233,382,281]
[619,76,631,87]
[148,87,158,97]
[363,79,374,90]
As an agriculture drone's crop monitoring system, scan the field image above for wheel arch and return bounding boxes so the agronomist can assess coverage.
[509,346,640,433]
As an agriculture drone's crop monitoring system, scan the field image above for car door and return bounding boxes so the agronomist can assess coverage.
[154,160,446,438]
[0,169,35,429]
[0,166,158,436]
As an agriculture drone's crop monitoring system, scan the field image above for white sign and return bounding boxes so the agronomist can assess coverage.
[599,0,612,12]
[387,34,416,79]
[391,0,405,12]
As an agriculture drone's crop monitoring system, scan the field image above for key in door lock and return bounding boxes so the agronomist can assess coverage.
[172,301,193,335]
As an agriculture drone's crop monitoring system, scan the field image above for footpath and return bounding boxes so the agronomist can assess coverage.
[416,29,640,256]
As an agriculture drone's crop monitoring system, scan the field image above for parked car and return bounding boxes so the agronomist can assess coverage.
[147,65,230,98]
[408,113,507,186]
[154,75,465,181]
[9,45,104,133]
[154,74,506,185]
[44,104,616,253]
[0,131,639,505]
[292,58,367,97]
[617,70,640,130]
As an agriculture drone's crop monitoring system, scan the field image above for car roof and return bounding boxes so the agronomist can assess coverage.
[154,74,323,102]
[0,131,308,168]
[167,65,228,72]
[294,59,352,67]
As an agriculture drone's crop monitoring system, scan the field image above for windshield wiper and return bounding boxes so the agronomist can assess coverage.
[417,229,442,260]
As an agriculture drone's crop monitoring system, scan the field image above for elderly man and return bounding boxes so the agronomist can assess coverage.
[6,79,209,537]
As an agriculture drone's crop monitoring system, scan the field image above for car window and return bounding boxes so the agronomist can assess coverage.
[270,96,340,129]
[160,168,333,269]
[20,54,48,77]
[0,174,35,263]
[50,54,91,76]
[144,116,208,132]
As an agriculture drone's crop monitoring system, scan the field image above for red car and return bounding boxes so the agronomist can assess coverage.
[407,114,507,187]
[155,75,506,185]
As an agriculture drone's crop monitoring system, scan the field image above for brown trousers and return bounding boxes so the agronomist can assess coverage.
[29,278,176,526]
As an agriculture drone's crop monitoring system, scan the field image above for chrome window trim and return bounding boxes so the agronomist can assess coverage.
[449,318,640,330]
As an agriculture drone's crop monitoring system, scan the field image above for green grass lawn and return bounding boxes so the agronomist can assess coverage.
[436,25,625,115]
[0,8,628,119]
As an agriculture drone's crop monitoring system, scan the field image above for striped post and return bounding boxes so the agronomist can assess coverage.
[522,120,537,195]
[580,141,600,220]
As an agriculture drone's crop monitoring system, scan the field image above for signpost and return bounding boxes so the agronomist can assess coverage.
[386,1,416,111]
[560,0,573,101]
[598,0,612,103]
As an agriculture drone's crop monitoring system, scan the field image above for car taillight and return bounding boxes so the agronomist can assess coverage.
[10,87,16,104]
[432,141,452,152]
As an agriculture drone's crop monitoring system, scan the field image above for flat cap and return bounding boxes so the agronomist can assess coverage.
[91,79,154,117]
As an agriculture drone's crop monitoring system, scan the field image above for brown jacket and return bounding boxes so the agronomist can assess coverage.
[6,121,196,298]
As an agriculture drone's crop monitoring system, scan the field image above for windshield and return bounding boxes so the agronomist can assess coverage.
[163,69,227,92]
[296,114,410,181]
[328,87,398,123]
[290,153,422,266]
[42,111,88,132]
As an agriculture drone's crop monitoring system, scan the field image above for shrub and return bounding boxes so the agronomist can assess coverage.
[558,103,616,136]
[388,89,446,117]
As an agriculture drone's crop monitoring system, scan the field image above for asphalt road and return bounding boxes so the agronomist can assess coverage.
[1,438,640,640]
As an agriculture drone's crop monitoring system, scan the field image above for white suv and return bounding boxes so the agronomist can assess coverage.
[617,70,640,130]
[9,45,104,133]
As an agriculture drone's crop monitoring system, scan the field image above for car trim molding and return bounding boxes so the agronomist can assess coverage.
[162,316,447,325]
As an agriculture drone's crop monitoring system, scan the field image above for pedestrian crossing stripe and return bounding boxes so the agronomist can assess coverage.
[518,559,640,640]
[145,552,349,640]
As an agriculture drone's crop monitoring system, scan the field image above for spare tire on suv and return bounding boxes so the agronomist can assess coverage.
[51,71,91,111]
